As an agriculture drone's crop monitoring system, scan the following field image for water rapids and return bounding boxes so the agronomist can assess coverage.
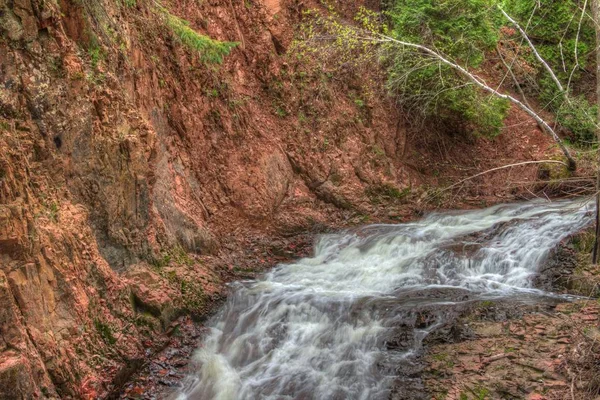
[177,199,593,400]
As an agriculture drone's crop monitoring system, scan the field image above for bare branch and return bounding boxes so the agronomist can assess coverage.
[496,46,533,110]
[439,160,569,193]
[500,8,565,92]
[374,33,577,170]
[567,0,589,91]
[499,8,565,92]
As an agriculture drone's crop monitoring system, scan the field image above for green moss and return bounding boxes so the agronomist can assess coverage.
[474,386,490,400]
[478,300,494,308]
[366,183,410,204]
[160,8,238,64]
[162,270,207,312]
[133,312,161,330]
[151,245,194,269]
[94,319,117,345]
[149,246,206,313]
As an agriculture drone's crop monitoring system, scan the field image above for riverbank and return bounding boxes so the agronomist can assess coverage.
[421,230,600,400]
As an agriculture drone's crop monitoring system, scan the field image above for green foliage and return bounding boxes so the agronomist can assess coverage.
[292,8,380,73]
[474,386,490,400]
[505,0,596,145]
[366,183,410,204]
[556,96,598,144]
[275,105,287,117]
[385,0,509,136]
[87,39,105,69]
[388,0,500,66]
[294,0,595,141]
[506,0,593,83]
[47,201,59,222]
[162,10,238,64]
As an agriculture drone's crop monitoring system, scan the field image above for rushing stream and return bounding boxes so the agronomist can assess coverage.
[176,199,593,400]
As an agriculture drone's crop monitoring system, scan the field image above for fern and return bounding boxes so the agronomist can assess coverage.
[163,11,238,64]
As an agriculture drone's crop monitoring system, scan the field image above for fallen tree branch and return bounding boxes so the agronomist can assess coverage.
[372,34,577,170]
[438,160,568,193]
[500,8,565,93]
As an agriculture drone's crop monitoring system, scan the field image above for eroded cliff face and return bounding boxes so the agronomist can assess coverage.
[0,0,559,397]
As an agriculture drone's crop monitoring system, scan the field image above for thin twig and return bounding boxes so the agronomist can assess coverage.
[439,160,568,193]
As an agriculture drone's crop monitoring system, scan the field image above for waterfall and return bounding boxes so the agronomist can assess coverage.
[177,198,593,400]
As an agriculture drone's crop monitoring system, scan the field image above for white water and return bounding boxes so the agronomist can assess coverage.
[177,199,593,400]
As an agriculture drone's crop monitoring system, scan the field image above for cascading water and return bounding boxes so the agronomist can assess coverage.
[176,199,593,400]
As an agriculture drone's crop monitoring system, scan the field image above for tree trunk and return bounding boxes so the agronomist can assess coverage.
[592,0,600,264]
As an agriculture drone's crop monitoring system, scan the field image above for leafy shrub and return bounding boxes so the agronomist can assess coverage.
[556,96,598,145]
[384,0,509,137]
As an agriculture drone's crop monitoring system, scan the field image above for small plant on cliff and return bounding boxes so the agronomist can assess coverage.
[94,319,117,345]
[158,7,238,64]
[365,183,410,204]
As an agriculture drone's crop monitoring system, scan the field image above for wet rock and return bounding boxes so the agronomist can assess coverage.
[534,240,577,292]
[125,264,177,327]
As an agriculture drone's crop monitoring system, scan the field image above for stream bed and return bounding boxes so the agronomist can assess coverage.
[175,199,593,400]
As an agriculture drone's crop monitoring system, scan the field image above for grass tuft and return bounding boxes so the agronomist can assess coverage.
[162,10,238,64]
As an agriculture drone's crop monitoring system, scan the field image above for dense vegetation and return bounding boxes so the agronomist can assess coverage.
[505,0,597,143]
[298,0,597,144]
[385,0,510,137]
[384,0,596,141]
